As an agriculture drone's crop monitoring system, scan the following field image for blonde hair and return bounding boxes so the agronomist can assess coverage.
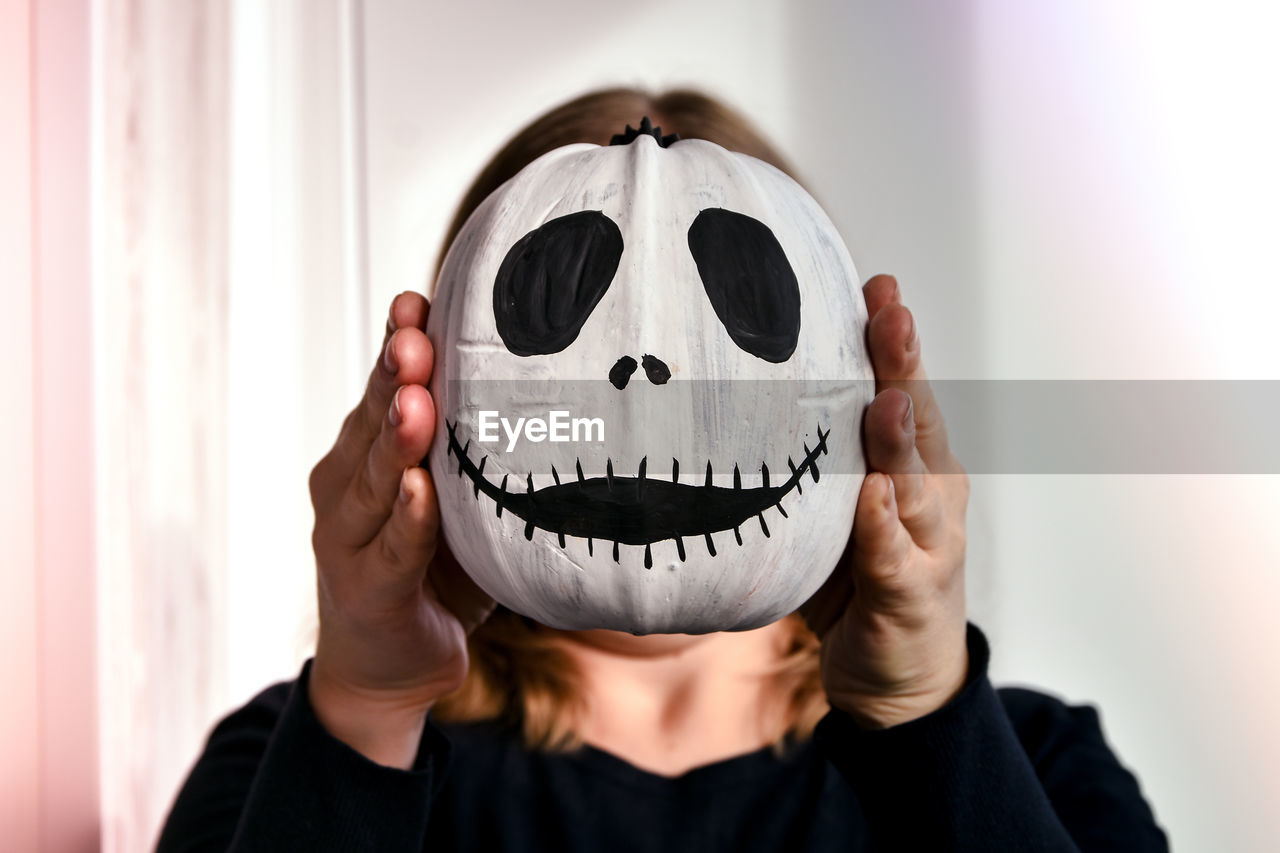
[430,87,827,750]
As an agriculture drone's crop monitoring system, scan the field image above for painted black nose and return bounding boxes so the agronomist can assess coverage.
[641,354,671,385]
[609,356,637,389]
[608,354,671,389]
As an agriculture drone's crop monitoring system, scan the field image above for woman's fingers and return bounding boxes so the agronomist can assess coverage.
[311,294,433,516]
[336,325,435,476]
[388,290,430,337]
[862,275,957,474]
[362,465,442,598]
[353,293,432,459]
[323,466,441,618]
[863,388,946,550]
[332,383,436,548]
[849,472,916,613]
[862,273,902,320]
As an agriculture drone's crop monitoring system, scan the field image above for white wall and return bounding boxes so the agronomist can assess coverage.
[224,0,369,708]
[362,0,792,315]
[95,2,232,849]
[91,2,370,849]
[972,4,1280,850]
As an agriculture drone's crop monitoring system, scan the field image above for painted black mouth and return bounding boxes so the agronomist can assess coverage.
[444,420,830,568]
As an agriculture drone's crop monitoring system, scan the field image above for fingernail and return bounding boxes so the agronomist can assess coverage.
[882,474,896,509]
[387,295,400,333]
[384,333,399,374]
[389,386,404,426]
[904,312,918,352]
[901,396,915,431]
[399,470,411,504]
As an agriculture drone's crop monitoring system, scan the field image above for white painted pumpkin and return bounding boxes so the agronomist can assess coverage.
[427,121,874,634]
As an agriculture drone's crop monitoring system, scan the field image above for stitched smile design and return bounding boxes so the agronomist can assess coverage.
[444,420,831,569]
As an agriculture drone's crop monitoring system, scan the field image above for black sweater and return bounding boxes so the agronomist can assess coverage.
[157,625,1167,851]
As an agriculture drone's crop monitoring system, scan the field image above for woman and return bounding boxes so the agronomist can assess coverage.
[159,89,1167,851]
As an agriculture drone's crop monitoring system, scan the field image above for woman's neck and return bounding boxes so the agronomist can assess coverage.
[550,621,793,777]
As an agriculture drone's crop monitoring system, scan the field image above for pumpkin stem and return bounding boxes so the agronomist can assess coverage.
[609,116,680,148]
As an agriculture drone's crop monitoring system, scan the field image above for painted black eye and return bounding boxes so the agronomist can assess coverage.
[494,210,624,356]
[688,208,801,363]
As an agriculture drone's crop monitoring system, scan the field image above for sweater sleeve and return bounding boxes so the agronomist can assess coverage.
[156,659,450,853]
[813,624,1168,852]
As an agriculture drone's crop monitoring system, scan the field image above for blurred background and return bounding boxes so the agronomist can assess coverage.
[3,0,1278,849]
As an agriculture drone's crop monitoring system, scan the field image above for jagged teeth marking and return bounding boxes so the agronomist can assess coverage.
[449,423,827,562]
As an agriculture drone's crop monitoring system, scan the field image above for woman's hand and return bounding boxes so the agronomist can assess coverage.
[802,274,970,729]
[307,292,494,767]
